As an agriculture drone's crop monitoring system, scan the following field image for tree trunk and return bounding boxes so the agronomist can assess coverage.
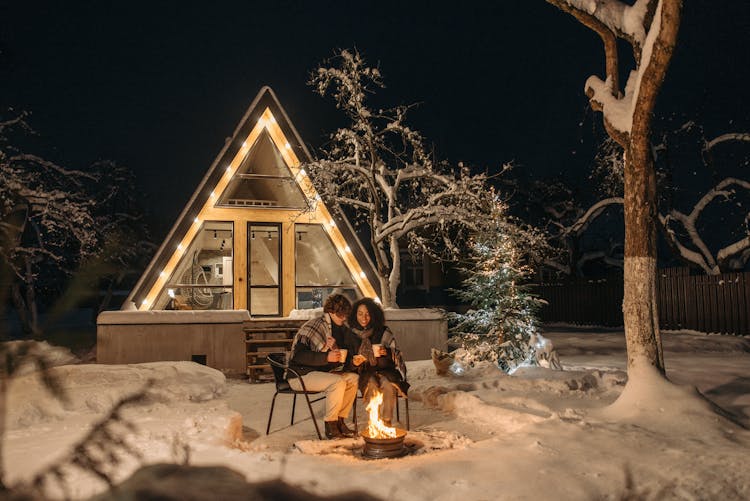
[622,148,664,372]
[387,235,401,308]
[378,275,394,308]
[621,0,681,373]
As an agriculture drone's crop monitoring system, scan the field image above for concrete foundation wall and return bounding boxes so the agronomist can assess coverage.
[384,309,447,361]
[97,309,446,374]
[97,311,249,376]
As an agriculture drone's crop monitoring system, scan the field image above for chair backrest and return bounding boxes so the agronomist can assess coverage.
[266,352,288,385]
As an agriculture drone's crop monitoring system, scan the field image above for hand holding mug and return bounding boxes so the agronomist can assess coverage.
[372,344,385,357]
[326,349,341,363]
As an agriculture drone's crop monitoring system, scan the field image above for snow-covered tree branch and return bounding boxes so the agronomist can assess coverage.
[306,49,495,306]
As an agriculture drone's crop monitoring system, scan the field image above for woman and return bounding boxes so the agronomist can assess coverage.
[349,297,408,426]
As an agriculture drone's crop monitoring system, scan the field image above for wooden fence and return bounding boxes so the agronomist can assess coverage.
[535,269,750,335]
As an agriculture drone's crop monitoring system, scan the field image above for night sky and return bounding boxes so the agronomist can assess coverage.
[2,1,748,236]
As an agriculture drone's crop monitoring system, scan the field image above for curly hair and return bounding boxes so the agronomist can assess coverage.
[323,293,352,316]
[349,297,385,331]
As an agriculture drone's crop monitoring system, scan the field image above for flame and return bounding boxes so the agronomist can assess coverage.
[366,391,397,438]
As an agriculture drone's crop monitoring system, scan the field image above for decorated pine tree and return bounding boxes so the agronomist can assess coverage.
[449,201,546,373]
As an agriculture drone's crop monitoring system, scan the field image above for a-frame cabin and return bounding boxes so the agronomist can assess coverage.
[125,87,379,316]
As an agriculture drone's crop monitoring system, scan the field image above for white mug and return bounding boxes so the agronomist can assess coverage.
[338,348,348,363]
[371,344,382,357]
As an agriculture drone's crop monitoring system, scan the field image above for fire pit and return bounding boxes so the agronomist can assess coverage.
[361,428,408,459]
[360,390,408,459]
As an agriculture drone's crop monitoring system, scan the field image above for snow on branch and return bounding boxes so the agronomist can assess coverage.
[568,196,625,236]
[704,133,750,152]
[660,178,750,274]
[548,0,670,143]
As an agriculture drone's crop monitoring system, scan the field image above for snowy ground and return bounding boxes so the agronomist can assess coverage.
[4,326,750,500]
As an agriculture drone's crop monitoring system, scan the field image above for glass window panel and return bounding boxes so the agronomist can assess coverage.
[221,177,306,208]
[250,288,279,316]
[295,224,361,310]
[155,222,234,310]
[217,131,306,208]
[296,287,358,310]
[295,224,356,287]
[249,225,279,286]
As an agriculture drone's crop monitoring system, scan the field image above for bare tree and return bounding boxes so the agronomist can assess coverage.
[546,0,682,373]
[523,178,625,277]
[307,49,493,307]
[583,125,750,275]
[0,113,98,337]
[1,114,153,337]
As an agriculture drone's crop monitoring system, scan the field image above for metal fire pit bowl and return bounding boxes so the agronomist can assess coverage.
[361,428,408,459]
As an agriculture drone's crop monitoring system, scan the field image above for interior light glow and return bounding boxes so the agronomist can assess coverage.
[160,271,166,278]
[177,244,183,251]
[167,289,176,299]
[299,168,306,176]
[374,297,382,304]
[194,217,200,224]
[242,141,247,148]
[359,271,366,278]
[210,191,216,198]
[270,116,276,124]
[345,245,351,252]
[285,142,291,149]
[329,220,336,228]
[226,166,232,173]
[141,299,148,306]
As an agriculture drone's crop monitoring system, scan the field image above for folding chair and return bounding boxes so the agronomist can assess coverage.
[266,353,325,439]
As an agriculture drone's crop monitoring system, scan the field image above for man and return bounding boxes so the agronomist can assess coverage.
[288,294,359,439]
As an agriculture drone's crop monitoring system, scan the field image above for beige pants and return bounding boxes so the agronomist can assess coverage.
[363,375,398,422]
[289,371,359,422]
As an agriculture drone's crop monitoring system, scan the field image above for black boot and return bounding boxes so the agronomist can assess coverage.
[325,421,343,439]
[338,417,356,437]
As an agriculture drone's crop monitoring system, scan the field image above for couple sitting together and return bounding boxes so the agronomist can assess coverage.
[288,294,408,439]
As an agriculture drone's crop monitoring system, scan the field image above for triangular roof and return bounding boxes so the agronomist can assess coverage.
[125,86,379,310]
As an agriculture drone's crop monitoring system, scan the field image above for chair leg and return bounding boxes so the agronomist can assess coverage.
[291,394,297,426]
[405,397,410,430]
[353,395,358,432]
[302,392,323,440]
[266,392,279,435]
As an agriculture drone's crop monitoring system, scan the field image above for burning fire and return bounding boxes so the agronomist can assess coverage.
[366,391,397,438]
